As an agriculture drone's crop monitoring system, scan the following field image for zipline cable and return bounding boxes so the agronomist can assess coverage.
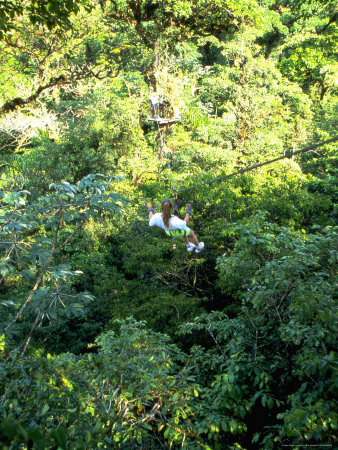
[155,118,177,194]
[175,135,338,194]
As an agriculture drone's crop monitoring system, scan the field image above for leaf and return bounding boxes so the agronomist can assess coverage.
[41,404,49,416]
[1,300,15,307]
[49,427,67,449]
[0,259,15,277]
[48,311,58,320]
[27,428,43,442]
[0,334,5,351]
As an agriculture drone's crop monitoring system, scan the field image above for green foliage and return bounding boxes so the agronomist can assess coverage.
[0,0,91,38]
[0,319,200,448]
[214,217,337,445]
[0,1,336,448]
[275,0,338,96]
[0,175,128,352]
[106,0,261,48]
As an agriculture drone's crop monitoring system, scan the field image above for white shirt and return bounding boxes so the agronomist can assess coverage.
[149,213,189,232]
[150,93,158,106]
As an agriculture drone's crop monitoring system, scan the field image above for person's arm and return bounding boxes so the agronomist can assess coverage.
[147,202,154,222]
[184,204,192,224]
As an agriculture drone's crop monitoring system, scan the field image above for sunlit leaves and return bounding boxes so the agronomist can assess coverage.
[0,0,336,448]
[0,0,91,38]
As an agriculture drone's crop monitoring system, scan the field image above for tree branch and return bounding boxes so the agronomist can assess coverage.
[0,75,69,116]
[4,209,62,333]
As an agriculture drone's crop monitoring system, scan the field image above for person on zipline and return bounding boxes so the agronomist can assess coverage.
[147,200,204,252]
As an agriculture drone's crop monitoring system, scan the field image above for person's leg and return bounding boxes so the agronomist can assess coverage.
[176,230,193,250]
[183,235,195,252]
[183,208,198,247]
[183,206,204,252]
[190,230,204,252]
[188,229,199,246]
[176,230,189,244]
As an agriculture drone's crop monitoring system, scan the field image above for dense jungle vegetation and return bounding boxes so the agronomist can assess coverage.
[0,0,337,448]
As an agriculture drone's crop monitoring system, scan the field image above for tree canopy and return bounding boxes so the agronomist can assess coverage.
[0,1,337,448]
